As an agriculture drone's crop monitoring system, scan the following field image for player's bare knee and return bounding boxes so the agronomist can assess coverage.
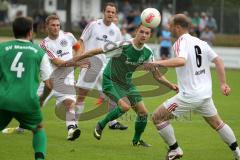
[32,124,44,133]
[138,110,148,117]
[152,107,169,124]
[152,111,163,124]
[121,105,131,112]
[204,115,223,130]
[37,124,44,129]
[76,88,88,102]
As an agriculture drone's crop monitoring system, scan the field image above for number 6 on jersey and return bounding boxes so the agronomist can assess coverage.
[11,52,25,78]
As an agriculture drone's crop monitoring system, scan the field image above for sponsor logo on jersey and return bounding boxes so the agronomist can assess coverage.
[103,35,108,39]
[195,69,205,75]
[57,49,69,57]
[125,56,145,66]
[60,39,68,47]
[96,35,112,43]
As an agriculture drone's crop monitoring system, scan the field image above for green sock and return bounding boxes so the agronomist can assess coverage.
[99,106,125,128]
[33,129,47,160]
[133,114,148,143]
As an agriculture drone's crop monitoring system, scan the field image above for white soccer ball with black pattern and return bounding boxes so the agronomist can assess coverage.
[141,8,161,28]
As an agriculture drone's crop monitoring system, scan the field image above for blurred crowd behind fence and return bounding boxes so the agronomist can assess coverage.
[0,0,239,35]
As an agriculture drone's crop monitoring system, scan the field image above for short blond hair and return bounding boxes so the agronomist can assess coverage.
[45,14,60,24]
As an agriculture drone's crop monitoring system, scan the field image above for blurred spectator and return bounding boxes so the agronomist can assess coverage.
[33,10,41,34]
[161,5,172,28]
[207,13,217,32]
[0,0,9,25]
[191,12,200,37]
[183,11,190,17]
[15,10,23,17]
[126,10,136,34]
[132,10,141,26]
[200,26,215,46]
[79,16,88,32]
[121,27,132,41]
[199,12,208,32]
[158,24,172,60]
[122,0,133,18]
[32,10,48,34]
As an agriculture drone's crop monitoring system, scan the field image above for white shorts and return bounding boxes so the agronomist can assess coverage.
[54,91,76,107]
[37,81,76,107]
[163,95,217,117]
[76,55,107,90]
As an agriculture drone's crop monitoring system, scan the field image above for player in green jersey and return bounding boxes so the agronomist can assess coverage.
[68,24,178,146]
[0,17,52,160]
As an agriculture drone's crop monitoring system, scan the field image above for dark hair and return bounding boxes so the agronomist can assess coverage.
[45,14,60,24]
[173,14,191,29]
[12,16,33,38]
[103,2,118,13]
[136,23,153,33]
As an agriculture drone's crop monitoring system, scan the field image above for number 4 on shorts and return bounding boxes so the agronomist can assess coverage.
[11,52,25,78]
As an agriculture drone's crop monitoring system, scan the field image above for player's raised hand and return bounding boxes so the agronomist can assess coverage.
[171,83,179,93]
[221,83,231,96]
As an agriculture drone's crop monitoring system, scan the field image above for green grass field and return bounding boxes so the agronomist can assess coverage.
[0,68,239,160]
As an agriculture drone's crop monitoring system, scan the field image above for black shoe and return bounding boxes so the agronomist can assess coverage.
[67,128,81,141]
[109,122,128,130]
[132,140,152,147]
[93,123,103,140]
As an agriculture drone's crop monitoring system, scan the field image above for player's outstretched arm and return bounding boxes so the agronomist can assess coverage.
[152,68,179,93]
[145,57,186,68]
[212,56,231,96]
[74,48,104,61]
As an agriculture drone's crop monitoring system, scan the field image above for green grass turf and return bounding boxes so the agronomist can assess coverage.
[0,68,239,160]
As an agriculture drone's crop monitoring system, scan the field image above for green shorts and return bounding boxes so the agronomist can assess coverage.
[0,109,43,131]
[103,77,142,106]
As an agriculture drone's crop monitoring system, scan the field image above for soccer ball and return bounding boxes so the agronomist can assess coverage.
[141,8,161,28]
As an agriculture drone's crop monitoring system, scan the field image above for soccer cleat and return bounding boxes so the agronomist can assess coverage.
[132,140,152,147]
[67,128,81,141]
[234,149,240,160]
[2,127,24,134]
[109,122,128,130]
[166,147,183,160]
[93,123,103,140]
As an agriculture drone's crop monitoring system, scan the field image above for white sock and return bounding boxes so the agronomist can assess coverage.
[75,103,85,121]
[66,108,76,130]
[157,121,177,146]
[217,123,237,146]
[109,120,118,126]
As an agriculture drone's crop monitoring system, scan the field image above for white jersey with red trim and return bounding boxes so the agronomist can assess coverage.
[173,33,218,102]
[40,30,77,81]
[81,19,121,63]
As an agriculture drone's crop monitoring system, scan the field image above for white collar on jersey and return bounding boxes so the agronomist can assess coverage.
[132,39,145,51]
[178,33,190,39]
[16,39,31,42]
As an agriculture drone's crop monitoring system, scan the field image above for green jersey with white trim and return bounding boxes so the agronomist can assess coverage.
[0,40,47,113]
[103,41,153,88]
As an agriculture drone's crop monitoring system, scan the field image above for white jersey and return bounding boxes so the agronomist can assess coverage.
[173,33,218,102]
[40,30,77,82]
[81,19,121,63]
